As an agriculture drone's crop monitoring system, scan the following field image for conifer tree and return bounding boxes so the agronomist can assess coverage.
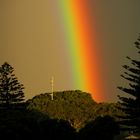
[0,62,24,107]
[118,34,140,132]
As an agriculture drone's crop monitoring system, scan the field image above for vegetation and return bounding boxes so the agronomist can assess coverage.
[0,62,121,140]
[27,90,123,130]
[90,102,124,121]
[1,34,140,140]
[0,108,76,140]
[27,90,97,130]
[79,115,120,140]
[0,89,121,139]
[118,34,140,132]
[0,62,24,107]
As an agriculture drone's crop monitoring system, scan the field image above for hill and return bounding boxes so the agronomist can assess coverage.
[27,90,123,130]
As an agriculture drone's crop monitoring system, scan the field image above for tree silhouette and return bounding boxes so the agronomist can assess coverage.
[78,115,120,140]
[118,34,140,132]
[38,119,76,140]
[0,62,24,107]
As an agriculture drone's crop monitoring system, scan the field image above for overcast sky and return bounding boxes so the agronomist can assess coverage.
[0,0,140,102]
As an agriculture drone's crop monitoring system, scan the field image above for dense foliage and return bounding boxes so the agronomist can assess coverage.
[27,90,97,129]
[0,90,121,140]
[79,115,120,140]
[27,90,122,130]
[118,34,140,132]
[0,108,76,140]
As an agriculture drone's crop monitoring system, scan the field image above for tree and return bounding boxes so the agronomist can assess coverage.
[118,34,140,132]
[38,119,76,140]
[91,103,124,121]
[0,62,24,107]
[78,115,120,140]
[27,90,97,130]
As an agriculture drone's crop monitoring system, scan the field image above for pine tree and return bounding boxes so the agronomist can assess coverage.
[118,34,140,132]
[0,62,24,107]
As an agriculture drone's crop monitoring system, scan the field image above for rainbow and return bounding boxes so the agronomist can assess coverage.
[58,0,104,102]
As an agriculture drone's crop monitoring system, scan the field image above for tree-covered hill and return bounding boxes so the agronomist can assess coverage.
[27,90,123,130]
[0,90,122,139]
[27,90,97,129]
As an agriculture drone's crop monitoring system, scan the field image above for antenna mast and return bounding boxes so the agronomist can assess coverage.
[50,76,54,100]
